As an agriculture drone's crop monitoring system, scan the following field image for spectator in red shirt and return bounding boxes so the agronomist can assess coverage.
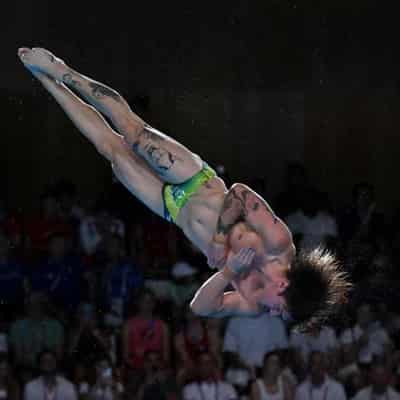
[25,190,72,258]
[122,289,170,371]
[174,307,218,385]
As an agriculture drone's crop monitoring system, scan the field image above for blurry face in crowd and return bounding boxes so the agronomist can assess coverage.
[144,351,163,374]
[263,353,281,380]
[357,304,373,328]
[0,360,9,381]
[0,232,9,260]
[371,365,389,393]
[41,195,59,219]
[26,294,46,319]
[105,236,123,261]
[310,352,326,385]
[198,353,217,381]
[138,292,156,315]
[40,352,57,377]
[95,359,110,378]
[77,303,96,328]
[354,185,374,210]
[48,235,67,261]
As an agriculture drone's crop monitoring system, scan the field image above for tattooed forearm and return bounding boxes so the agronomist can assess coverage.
[62,73,81,88]
[239,189,278,223]
[216,189,246,236]
[216,186,277,238]
[88,82,122,102]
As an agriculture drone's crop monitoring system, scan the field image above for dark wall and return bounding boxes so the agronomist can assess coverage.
[1,2,399,213]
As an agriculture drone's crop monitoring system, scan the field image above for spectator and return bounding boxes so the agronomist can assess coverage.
[339,303,392,366]
[352,363,400,400]
[169,261,199,307]
[79,201,125,258]
[285,188,338,252]
[135,351,179,400]
[25,189,73,256]
[0,199,23,251]
[53,179,85,226]
[182,351,238,400]
[289,324,338,372]
[28,232,83,314]
[345,372,365,399]
[122,289,170,370]
[294,351,346,400]
[224,355,252,399]
[0,230,26,318]
[100,234,143,326]
[338,182,386,280]
[71,364,90,400]
[250,350,294,400]
[88,356,123,400]
[174,307,220,384]
[24,349,77,400]
[223,314,288,371]
[67,303,110,372]
[0,353,20,400]
[9,292,64,369]
[0,313,7,355]
[337,342,360,383]
[139,213,178,277]
[274,162,309,218]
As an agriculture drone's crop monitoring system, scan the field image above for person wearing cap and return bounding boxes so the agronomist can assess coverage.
[169,262,199,307]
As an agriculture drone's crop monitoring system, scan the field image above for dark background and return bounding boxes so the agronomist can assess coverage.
[1,1,399,212]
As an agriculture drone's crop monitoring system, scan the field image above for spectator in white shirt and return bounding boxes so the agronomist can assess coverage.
[290,325,338,371]
[352,363,400,400]
[285,188,338,252]
[183,352,238,400]
[337,342,360,383]
[339,304,392,366]
[88,357,123,400]
[251,350,294,400]
[79,203,125,257]
[223,314,288,370]
[295,351,346,400]
[24,350,77,400]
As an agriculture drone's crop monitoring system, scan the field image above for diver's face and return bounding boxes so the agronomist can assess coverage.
[236,263,289,316]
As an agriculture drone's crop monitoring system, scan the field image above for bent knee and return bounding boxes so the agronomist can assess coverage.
[113,112,146,141]
[97,134,126,163]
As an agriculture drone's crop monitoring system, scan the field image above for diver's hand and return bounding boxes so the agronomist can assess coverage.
[226,248,256,275]
[207,241,228,269]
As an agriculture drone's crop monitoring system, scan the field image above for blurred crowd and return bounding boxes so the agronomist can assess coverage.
[1,162,400,400]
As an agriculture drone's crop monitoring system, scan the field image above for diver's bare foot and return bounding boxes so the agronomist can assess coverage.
[18,47,69,82]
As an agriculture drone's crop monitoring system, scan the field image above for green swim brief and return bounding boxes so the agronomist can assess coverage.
[163,163,216,223]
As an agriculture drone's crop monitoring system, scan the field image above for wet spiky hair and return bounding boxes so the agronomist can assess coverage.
[283,247,352,332]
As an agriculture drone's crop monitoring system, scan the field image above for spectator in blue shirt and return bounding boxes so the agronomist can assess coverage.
[0,230,26,317]
[28,232,83,315]
[100,234,143,326]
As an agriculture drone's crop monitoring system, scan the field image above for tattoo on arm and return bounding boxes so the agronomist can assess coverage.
[216,187,277,236]
[244,189,278,223]
[216,189,246,235]
[88,82,122,102]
